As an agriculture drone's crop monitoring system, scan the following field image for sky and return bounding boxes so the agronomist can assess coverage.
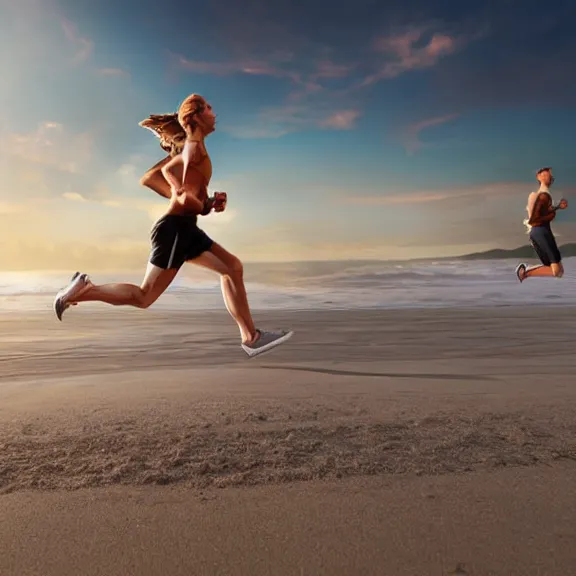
[1,0,576,270]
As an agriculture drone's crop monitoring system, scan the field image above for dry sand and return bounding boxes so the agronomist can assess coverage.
[1,306,576,575]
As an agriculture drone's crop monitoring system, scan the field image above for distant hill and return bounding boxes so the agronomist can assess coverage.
[458,243,576,261]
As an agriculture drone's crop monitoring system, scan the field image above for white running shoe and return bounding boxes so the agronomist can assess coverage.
[53,272,91,321]
[241,329,294,358]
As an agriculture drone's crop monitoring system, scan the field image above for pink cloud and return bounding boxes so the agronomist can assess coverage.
[176,33,476,140]
[173,52,356,124]
[362,27,461,86]
[173,53,302,83]
[318,110,361,130]
[426,34,455,58]
[373,28,423,57]
[166,21,479,141]
[402,113,460,154]
[264,105,360,131]
[172,52,352,94]
[61,18,93,64]
[311,60,352,80]
[225,105,361,139]
[285,81,323,102]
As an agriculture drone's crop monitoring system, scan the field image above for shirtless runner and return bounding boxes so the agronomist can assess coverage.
[53,94,293,358]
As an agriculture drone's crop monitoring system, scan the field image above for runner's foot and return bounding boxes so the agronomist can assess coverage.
[53,272,92,321]
[242,329,294,358]
[515,263,527,283]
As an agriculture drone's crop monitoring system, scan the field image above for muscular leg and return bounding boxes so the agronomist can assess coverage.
[72,262,179,308]
[189,244,257,343]
[524,262,563,279]
[139,156,174,199]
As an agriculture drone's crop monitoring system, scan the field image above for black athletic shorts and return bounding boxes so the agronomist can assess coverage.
[529,225,561,266]
[149,214,213,269]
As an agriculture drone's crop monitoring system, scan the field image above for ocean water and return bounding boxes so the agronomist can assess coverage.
[1,258,575,313]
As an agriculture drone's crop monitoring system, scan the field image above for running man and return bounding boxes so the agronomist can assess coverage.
[53,94,293,358]
[515,167,568,282]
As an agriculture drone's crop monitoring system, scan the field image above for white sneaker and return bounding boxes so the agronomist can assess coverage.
[241,329,294,358]
[53,272,91,321]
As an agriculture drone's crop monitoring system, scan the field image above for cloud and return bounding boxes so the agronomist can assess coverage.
[362,27,462,86]
[311,60,353,80]
[402,113,460,154]
[171,20,478,139]
[318,110,361,130]
[61,17,93,64]
[263,105,361,131]
[171,48,362,137]
[172,49,356,93]
[344,181,528,207]
[226,106,361,138]
[0,122,93,175]
[173,50,358,109]
[172,52,304,85]
[60,19,131,81]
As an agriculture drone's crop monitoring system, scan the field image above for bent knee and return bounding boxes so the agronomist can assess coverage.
[223,255,244,278]
[552,264,563,277]
[134,290,156,309]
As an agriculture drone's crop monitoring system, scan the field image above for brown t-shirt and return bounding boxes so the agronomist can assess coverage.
[529,192,556,227]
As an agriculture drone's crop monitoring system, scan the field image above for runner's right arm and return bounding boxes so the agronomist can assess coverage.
[140,156,172,199]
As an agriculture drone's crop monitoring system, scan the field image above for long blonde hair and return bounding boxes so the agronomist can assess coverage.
[139,113,186,156]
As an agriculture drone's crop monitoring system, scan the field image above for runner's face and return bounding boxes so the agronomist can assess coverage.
[199,101,216,131]
[539,170,554,186]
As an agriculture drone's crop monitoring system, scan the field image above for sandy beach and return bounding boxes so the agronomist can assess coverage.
[1,306,576,575]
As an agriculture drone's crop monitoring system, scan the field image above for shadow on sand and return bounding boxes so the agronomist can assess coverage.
[259,365,496,381]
